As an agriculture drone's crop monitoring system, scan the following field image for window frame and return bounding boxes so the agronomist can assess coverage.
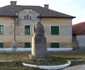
[0,42,3,48]
[25,25,30,35]
[25,42,31,48]
[51,26,59,35]
[50,42,59,48]
[0,25,4,35]
[24,15,32,20]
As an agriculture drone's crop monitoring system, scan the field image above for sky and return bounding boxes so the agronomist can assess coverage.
[0,0,85,25]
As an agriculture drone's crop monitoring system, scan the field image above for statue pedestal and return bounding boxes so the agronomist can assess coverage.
[29,35,48,60]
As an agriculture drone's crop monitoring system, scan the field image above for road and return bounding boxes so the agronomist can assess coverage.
[64,64,85,70]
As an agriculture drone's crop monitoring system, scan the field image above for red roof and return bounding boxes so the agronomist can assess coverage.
[72,21,85,35]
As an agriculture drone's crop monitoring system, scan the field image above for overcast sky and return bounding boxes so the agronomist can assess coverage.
[0,0,85,25]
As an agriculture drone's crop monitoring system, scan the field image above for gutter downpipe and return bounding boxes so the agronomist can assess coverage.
[14,16,18,43]
[14,18,16,42]
[14,13,19,43]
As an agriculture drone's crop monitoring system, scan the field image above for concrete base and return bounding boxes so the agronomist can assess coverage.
[28,54,49,60]
[0,48,73,53]
[31,36,48,59]
[22,60,71,70]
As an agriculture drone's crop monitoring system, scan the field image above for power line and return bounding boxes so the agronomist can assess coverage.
[66,5,85,13]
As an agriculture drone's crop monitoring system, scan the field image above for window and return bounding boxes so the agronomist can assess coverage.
[25,42,31,48]
[25,25,30,35]
[0,25,4,34]
[0,42,3,48]
[51,26,59,35]
[51,42,59,48]
[24,15,32,20]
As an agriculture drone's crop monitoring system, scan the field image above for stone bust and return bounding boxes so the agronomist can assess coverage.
[34,22,45,37]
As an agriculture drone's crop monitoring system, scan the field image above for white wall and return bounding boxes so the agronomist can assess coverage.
[77,35,85,48]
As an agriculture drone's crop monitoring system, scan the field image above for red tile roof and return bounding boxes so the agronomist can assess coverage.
[72,21,85,35]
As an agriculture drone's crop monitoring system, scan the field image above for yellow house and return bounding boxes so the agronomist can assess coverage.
[0,1,75,48]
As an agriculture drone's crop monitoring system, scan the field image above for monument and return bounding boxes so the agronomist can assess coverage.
[23,22,70,69]
[29,22,48,60]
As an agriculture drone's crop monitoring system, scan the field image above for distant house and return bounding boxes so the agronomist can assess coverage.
[0,1,75,48]
[72,21,85,49]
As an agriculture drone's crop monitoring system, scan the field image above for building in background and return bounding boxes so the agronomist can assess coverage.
[0,1,75,48]
[72,21,85,49]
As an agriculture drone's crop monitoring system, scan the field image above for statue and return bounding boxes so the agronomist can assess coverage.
[34,22,44,37]
[29,21,48,60]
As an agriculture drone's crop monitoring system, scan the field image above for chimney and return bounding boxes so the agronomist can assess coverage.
[44,4,49,9]
[10,1,17,6]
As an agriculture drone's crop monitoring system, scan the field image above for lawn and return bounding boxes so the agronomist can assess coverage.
[50,51,85,66]
[0,51,85,70]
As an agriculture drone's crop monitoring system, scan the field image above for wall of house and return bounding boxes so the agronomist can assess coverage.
[0,17,72,48]
[41,18,72,35]
[41,18,72,48]
[0,9,72,48]
[77,35,85,49]
[0,17,15,47]
[14,9,39,48]
[15,18,72,48]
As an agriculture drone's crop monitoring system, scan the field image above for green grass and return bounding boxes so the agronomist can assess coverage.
[50,52,85,60]
[50,51,85,67]
[26,57,67,65]
[0,51,84,70]
[71,61,85,66]
[0,62,42,70]
[0,53,28,61]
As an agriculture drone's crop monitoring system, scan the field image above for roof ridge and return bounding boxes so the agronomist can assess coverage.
[39,6,75,18]
[3,4,40,6]
[78,21,85,24]
[0,5,75,18]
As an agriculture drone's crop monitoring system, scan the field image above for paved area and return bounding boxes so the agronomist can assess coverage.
[64,64,85,70]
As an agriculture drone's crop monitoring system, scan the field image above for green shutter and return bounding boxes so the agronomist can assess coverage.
[0,43,3,48]
[25,42,30,48]
[51,26,59,35]
[51,43,59,48]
